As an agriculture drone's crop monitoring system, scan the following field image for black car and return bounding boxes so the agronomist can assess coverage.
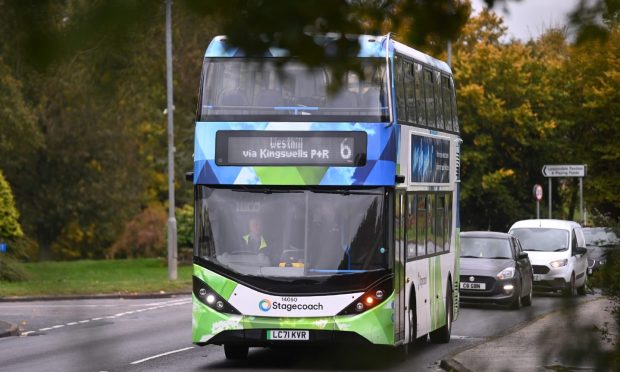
[584,227,620,275]
[460,231,534,309]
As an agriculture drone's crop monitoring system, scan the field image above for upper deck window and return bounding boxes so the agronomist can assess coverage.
[200,58,389,123]
[393,53,459,133]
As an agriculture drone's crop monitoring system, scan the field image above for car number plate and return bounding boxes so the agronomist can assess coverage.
[533,274,543,281]
[460,282,486,290]
[267,330,309,341]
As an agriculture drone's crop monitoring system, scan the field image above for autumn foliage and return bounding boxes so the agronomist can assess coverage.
[106,204,167,259]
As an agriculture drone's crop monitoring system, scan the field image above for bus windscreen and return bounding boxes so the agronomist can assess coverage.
[200,58,389,122]
[195,187,389,279]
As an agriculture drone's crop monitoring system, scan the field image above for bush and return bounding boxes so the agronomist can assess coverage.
[106,204,167,259]
[589,216,620,367]
[8,236,38,261]
[0,255,29,282]
[177,204,194,249]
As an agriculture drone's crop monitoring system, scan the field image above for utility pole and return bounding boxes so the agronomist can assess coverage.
[165,0,177,280]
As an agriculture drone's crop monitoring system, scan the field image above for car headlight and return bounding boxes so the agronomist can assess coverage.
[549,259,568,268]
[496,267,515,280]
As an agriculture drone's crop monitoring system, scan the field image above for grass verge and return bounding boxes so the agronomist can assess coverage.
[0,258,192,297]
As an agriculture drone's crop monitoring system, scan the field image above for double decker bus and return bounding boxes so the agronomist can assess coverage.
[191,34,461,359]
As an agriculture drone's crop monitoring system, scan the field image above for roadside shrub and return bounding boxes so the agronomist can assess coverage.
[176,204,194,264]
[589,215,620,368]
[177,204,193,249]
[106,204,167,259]
[0,255,29,281]
[8,236,38,261]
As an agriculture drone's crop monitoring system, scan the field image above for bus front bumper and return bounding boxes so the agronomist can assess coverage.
[196,329,375,347]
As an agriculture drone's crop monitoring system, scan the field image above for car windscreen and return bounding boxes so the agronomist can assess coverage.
[509,228,569,252]
[583,227,620,247]
[199,58,389,122]
[195,187,389,280]
[460,237,512,259]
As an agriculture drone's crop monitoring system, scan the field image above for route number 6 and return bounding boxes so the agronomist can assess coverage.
[340,139,352,160]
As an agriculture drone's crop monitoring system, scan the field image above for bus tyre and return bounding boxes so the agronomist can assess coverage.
[429,284,452,344]
[224,344,249,360]
[396,343,409,361]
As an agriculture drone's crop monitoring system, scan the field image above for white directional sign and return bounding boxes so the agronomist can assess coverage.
[542,164,586,178]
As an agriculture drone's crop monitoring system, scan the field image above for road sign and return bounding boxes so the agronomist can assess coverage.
[0,243,6,253]
[533,184,543,201]
[542,164,586,178]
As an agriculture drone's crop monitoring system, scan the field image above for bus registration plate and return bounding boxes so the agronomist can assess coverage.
[267,330,309,341]
[460,282,486,290]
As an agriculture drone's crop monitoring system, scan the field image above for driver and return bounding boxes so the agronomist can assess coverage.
[241,216,269,256]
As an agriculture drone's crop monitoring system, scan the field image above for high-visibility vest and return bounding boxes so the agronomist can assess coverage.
[243,234,267,251]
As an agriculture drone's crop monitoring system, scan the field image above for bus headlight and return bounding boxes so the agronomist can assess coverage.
[338,277,393,315]
[193,276,240,315]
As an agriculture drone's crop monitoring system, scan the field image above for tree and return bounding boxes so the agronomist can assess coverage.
[0,170,23,241]
[0,3,219,260]
[453,10,560,230]
[567,26,620,218]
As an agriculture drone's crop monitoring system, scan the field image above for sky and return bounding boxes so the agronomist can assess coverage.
[471,0,581,41]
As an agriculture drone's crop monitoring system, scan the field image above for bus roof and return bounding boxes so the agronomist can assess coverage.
[391,39,452,74]
[204,34,452,74]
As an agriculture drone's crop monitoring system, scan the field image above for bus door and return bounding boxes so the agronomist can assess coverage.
[394,190,406,344]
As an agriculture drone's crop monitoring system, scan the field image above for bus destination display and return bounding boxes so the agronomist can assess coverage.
[216,131,367,166]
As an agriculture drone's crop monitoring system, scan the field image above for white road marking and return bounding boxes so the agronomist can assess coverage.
[451,334,485,340]
[20,331,35,336]
[0,298,191,309]
[130,346,195,365]
[27,298,191,334]
[0,304,122,308]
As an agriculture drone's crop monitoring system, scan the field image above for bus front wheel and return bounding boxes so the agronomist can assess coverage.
[429,283,452,344]
[224,344,249,360]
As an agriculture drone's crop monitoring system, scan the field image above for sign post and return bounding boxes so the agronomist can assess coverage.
[533,184,543,219]
[541,165,587,223]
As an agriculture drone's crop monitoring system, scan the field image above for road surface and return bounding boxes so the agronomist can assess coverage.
[0,293,595,371]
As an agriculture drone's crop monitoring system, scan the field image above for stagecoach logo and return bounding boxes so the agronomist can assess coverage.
[258,299,272,312]
[469,276,475,282]
[257,298,325,313]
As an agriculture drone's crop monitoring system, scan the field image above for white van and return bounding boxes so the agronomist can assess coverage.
[508,219,588,296]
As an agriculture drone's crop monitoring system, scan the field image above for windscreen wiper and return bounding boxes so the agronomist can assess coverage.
[460,255,480,258]
[310,188,383,196]
[232,187,303,194]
